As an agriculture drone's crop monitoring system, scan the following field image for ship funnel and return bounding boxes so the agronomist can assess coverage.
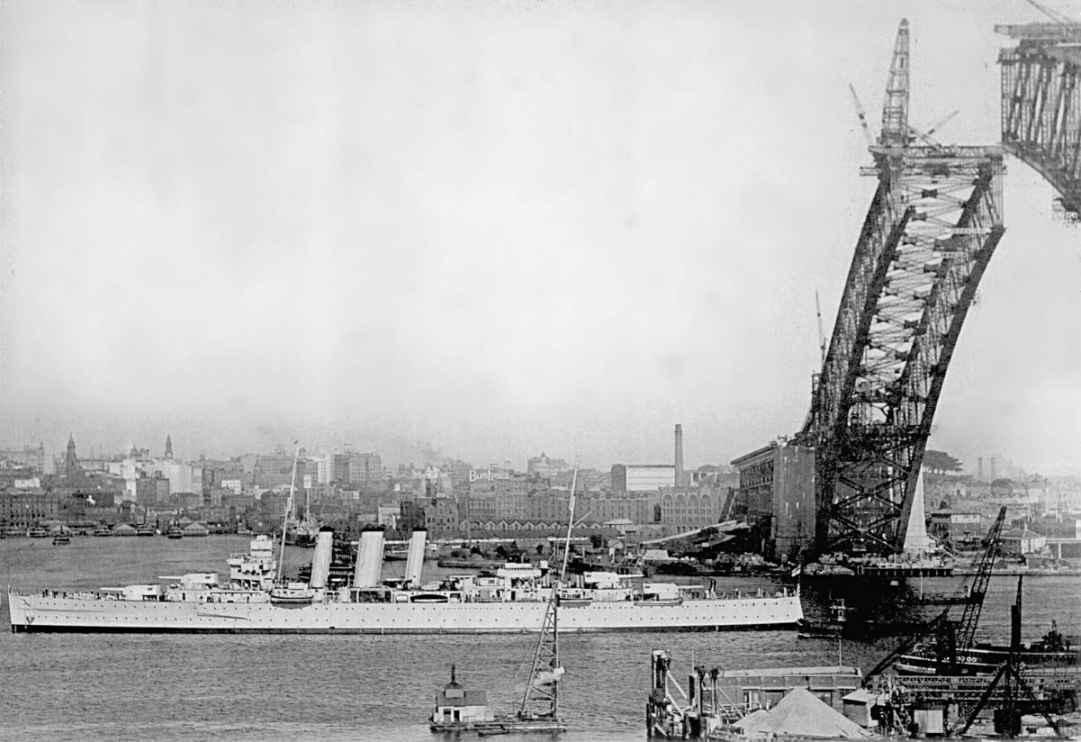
[353,527,385,588]
[404,529,427,588]
[309,528,334,590]
[674,423,685,488]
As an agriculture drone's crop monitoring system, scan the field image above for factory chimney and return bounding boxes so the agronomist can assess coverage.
[674,424,684,488]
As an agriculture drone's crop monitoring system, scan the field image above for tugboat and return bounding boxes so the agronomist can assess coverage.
[52,533,71,545]
[428,471,579,736]
[166,525,184,540]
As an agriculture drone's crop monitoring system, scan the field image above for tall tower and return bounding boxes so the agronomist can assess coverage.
[64,434,80,479]
[674,424,684,488]
[164,435,173,460]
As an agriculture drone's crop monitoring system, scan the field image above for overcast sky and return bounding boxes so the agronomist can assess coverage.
[0,0,1078,473]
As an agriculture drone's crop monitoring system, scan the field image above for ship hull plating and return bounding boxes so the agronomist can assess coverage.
[8,593,802,634]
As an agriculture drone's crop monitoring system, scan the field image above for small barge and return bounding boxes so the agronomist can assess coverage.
[429,666,566,736]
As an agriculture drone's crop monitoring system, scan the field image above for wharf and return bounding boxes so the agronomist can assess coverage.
[953,567,1081,577]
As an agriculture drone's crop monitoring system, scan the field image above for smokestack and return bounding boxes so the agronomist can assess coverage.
[674,424,684,488]
[404,529,427,588]
[353,527,385,588]
[309,528,334,590]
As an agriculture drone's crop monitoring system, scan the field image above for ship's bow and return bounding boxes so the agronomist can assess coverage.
[7,589,29,632]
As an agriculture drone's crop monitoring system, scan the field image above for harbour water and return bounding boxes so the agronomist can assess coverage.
[2,537,1078,741]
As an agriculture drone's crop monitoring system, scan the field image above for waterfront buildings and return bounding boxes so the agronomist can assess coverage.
[0,490,58,530]
[730,441,816,561]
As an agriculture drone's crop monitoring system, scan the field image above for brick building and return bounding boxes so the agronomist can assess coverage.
[0,489,59,529]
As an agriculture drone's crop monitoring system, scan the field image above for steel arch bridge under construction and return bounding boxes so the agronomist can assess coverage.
[733,16,1075,562]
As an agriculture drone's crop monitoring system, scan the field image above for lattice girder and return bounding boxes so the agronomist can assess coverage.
[1000,37,1081,217]
[809,144,1004,555]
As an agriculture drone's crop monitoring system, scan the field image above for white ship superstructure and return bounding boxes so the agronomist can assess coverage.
[7,529,803,634]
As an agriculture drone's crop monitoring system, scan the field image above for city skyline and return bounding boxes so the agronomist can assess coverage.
[4,427,1068,484]
[1,2,1079,476]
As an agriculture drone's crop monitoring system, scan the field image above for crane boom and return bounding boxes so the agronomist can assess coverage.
[1026,0,1074,25]
[848,84,875,148]
[953,506,1008,662]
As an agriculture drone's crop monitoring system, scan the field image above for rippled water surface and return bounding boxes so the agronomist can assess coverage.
[1,536,1078,741]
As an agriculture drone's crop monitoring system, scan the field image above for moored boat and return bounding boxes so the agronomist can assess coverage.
[6,536,802,634]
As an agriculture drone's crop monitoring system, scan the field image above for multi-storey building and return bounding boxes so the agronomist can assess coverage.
[585,493,652,524]
[331,452,382,486]
[348,452,382,485]
[441,459,473,489]
[466,476,529,521]
[610,464,677,494]
[135,474,170,507]
[527,452,570,479]
[252,454,299,489]
[156,460,199,497]
[0,489,59,529]
[654,488,726,530]
[425,496,460,536]
[731,441,815,560]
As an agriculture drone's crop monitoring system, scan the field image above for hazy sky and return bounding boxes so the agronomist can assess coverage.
[1,1,1078,472]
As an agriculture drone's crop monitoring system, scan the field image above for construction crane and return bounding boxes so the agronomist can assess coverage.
[863,506,1008,683]
[952,575,1064,737]
[1025,0,1075,25]
[862,608,951,683]
[951,506,1008,669]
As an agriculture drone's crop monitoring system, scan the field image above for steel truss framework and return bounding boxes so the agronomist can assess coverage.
[801,20,1006,555]
[997,22,1081,218]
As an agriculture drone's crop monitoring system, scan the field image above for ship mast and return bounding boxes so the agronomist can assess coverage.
[276,445,301,584]
[518,467,576,720]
